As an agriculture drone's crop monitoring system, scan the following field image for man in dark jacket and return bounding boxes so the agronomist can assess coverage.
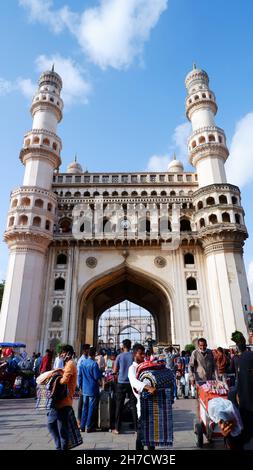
[237,347,253,449]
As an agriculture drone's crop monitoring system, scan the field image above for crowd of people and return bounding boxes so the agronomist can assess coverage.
[1,336,253,450]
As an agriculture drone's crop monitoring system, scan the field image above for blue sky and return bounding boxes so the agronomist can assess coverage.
[0,0,253,299]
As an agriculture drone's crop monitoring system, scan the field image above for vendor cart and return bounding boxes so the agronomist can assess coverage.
[194,382,228,448]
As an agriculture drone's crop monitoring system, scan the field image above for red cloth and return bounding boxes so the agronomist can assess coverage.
[136,360,165,379]
[40,354,52,373]
[197,384,227,410]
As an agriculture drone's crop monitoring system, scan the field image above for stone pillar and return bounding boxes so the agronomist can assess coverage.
[203,238,249,347]
[0,236,50,354]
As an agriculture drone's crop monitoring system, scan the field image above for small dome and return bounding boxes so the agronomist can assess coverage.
[67,159,83,174]
[185,64,209,89]
[168,158,184,173]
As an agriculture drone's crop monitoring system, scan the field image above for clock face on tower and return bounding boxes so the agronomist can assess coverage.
[120,219,131,230]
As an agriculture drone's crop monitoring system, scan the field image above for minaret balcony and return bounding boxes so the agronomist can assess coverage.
[189,141,229,167]
[23,129,62,156]
[30,95,63,122]
[188,127,226,152]
[186,93,217,120]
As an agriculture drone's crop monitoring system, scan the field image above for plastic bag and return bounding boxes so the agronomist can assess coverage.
[208,398,243,436]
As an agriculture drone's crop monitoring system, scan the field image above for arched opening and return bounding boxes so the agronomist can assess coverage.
[65,191,72,197]
[78,266,172,351]
[131,191,138,196]
[112,191,118,196]
[52,306,63,323]
[209,214,218,225]
[187,277,197,291]
[192,140,196,149]
[84,191,90,197]
[141,191,148,196]
[45,220,51,230]
[59,218,72,233]
[19,215,28,226]
[47,203,52,212]
[33,137,40,144]
[222,212,231,223]
[52,142,57,151]
[184,253,195,265]
[170,191,176,196]
[180,218,192,232]
[161,191,167,196]
[35,199,44,208]
[219,195,228,204]
[97,301,156,350]
[8,216,14,227]
[103,191,109,197]
[197,201,203,210]
[32,216,41,227]
[199,136,206,144]
[74,192,81,197]
[54,277,65,291]
[189,306,200,324]
[43,138,50,146]
[151,191,157,196]
[12,199,18,208]
[56,253,67,265]
[21,197,31,206]
[208,134,215,142]
[206,196,215,206]
[232,196,238,205]
[235,214,241,224]
[200,218,206,228]
[122,191,128,197]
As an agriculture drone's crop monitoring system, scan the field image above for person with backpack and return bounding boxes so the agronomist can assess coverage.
[47,344,79,450]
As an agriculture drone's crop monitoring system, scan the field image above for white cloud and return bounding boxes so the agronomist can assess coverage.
[146,121,191,171]
[0,55,91,106]
[226,112,253,188]
[147,154,170,171]
[0,78,14,95]
[247,261,253,303]
[16,78,36,99]
[78,0,168,70]
[18,0,75,34]
[19,0,168,70]
[35,54,91,105]
[0,76,36,99]
[172,122,191,162]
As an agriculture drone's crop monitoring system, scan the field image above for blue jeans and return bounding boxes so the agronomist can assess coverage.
[47,406,71,450]
[81,395,98,430]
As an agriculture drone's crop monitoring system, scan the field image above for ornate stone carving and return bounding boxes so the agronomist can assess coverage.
[86,256,98,268]
[154,256,167,268]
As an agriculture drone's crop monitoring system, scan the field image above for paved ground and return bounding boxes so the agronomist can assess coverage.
[0,397,223,450]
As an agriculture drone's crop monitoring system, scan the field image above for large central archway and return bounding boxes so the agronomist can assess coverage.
[77,265,173,352]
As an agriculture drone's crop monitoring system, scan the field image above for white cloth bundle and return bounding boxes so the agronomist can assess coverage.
[208,398,243,436]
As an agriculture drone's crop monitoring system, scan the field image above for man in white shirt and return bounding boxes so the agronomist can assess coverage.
[128,343,156,450]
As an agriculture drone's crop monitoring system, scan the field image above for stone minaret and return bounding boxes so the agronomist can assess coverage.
[0,68,63,353]
[186,65,250,346]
